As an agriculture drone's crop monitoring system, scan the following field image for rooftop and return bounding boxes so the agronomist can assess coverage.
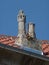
[0,10,49,61]
[0,35,49,56]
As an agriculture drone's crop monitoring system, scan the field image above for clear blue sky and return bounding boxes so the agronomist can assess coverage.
[0,0,49,40]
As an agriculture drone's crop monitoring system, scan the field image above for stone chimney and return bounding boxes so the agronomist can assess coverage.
[15,10,28,46]
[28,22,36,38]
[17,10,26,36]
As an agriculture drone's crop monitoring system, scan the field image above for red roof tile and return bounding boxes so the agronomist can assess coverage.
[0,35,15,46]
[41,40,49,56]
[0,35,49,57]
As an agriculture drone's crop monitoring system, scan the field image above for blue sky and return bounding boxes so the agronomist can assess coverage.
[0,0,49,40]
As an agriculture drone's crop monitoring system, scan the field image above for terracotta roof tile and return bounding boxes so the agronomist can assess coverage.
[0,35,49,57]
[0,35,15,46]
[41,40,49,56]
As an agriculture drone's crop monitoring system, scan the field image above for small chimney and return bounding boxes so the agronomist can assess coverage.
[28,22,36,38]
[17,10,26,36]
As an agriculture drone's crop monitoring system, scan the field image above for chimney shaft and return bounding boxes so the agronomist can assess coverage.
[15,10,28,46]
[28,23,36,38]
[17,10,26,36]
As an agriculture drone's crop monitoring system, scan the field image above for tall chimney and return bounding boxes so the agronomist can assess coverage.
[28,22,36,38]
[15,10,28,46]
[17,10,26,36]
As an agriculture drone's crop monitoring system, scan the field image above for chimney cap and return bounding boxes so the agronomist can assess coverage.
[17,10,26,22]
[19,10,24,14]
[28,22,35,26]
[18,10,25,15]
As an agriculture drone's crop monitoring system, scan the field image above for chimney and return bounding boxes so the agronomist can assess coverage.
[17,10,26,36]
[15,10,28,46]
[28,22,36,38]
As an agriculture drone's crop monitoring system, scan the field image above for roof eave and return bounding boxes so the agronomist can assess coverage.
[0,42,49,61]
